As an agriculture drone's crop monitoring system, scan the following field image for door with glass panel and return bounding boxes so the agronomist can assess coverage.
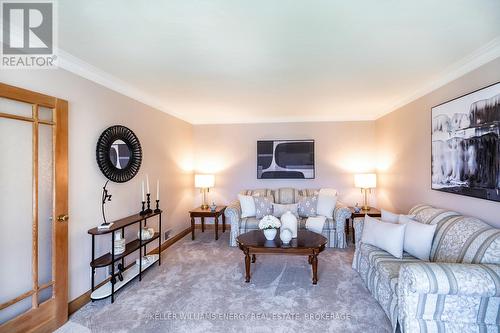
[0,83,68,333]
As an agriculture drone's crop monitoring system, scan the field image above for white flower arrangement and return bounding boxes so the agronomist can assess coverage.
[258,215,281,230]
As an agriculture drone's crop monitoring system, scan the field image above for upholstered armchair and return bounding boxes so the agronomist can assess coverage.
[225,188,352,248]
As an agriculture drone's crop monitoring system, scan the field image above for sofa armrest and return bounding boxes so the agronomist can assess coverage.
[399,262,500,297]
[333,202,351,232]
[353,217,364,245]
[225,200,242,247]
[225,200,241,227]
[398,262,500,331]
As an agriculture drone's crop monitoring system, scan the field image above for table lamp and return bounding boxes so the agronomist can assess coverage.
[354,173,376,211]
[195,174,215,209]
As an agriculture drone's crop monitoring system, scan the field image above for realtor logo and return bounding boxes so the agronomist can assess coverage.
[1,1,57,68]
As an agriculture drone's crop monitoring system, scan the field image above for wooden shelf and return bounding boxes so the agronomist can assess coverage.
[87,210,162,235]
[90,233,160,268]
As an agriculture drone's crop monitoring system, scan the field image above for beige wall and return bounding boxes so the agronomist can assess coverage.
[0,69,194,301]
[193,121,377,207]
[376,57,500,227]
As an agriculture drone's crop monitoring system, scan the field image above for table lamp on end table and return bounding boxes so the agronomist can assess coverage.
[195,174,215,210]
[354,173,376,211]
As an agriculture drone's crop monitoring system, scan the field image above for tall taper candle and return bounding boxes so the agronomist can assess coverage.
[156,179,160,200]
[142,181,145,201]
[146,174,150,193]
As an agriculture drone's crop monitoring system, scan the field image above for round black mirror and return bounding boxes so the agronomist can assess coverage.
[96,125,142,183]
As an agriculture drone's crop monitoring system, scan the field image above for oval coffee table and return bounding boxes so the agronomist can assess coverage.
[236,230,327,284]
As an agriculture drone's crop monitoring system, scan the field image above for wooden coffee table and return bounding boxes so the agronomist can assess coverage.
[236,230,327,284]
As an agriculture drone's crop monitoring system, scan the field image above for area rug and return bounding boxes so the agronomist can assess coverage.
[57,231,391,333]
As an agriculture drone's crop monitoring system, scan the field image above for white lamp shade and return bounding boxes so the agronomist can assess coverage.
[195,174,215,188]
[354,173,376,189]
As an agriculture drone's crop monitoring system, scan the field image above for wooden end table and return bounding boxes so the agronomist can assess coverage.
[236,230,327,285]
[346,207,381,244]
[189,206,226,241]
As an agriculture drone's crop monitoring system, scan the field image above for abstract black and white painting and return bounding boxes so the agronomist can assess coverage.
[432,82,500,201]
[257,140,314,179]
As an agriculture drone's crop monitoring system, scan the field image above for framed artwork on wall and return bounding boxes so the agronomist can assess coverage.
[431,82,500,201]
[257,140,315,179]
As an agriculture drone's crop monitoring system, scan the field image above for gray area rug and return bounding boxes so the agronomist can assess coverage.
[58,231,391,333]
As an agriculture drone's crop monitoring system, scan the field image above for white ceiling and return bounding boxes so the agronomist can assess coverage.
[58,0,500,124]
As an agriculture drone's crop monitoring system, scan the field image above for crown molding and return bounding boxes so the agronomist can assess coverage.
[57,49,192,123]
[57,36,500,125]
[191,115,374,125]
[376,36,500,119]
[57,49,375,125]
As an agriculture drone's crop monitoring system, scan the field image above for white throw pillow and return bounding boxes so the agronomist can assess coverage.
[381,209,415,224]
[361,215,406,258]
[272,203,298,217]
[399,215,437,261]
[316,189,338,218]
[238,194,256,218]
[305,216,327,234]
[381,209,399,223]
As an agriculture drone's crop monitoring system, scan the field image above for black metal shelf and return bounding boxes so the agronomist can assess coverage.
[88,210,162,303]
[90,233,160,268]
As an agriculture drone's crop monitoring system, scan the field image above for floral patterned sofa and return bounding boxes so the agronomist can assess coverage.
[352,204,500,332]
[224,188,352,248]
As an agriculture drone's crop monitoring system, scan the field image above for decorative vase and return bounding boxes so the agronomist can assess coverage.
[354,203,361,213]
[113,231,125,255]
[280,228,293,245]
[138,227,154,240]
[263,228,277,241]
[281,211,298,238]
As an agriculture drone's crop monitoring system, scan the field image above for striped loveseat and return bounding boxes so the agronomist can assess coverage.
[352,204,500,333]
[225,188,352,248]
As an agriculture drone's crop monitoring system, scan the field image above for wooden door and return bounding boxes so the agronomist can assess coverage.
[0,83,68,333]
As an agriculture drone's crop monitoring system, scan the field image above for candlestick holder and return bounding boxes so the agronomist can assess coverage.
[139,201,147,215]
[154,200,161,213]
[145,193,153,214]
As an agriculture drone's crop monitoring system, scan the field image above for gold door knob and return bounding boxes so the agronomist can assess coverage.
[57,214,69,222]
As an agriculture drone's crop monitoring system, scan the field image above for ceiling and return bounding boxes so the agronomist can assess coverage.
[58,0,500,124]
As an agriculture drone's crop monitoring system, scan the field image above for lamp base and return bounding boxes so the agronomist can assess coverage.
[200,188,210,210]
[361,188,371,212]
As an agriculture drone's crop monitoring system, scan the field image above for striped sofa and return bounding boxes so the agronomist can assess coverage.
[352,204,500,333]
[225,188,352,248]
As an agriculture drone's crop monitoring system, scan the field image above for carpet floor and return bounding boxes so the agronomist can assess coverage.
[57,231,391,333]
